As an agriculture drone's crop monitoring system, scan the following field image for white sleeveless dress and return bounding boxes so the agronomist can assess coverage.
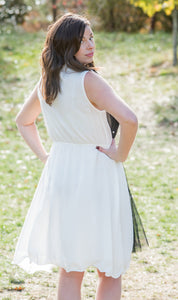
[13,66,133,278]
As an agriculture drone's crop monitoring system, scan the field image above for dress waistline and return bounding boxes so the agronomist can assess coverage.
[52,141,111,148]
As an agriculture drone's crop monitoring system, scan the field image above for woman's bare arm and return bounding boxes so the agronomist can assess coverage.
[84,71,138,162]
[15,83,48,163]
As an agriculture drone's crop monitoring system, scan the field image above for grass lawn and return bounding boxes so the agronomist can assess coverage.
[0,27,177,299]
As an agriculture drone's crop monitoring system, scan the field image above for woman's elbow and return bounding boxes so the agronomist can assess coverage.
[131,114,138,128]
[15,115,20,126]
[15,114,23,127]
[125,112,138,128]
[15,111,26,127]
[15,113,26,128]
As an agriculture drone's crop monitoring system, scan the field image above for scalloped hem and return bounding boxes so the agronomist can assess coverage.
[12,256,129,279]
[59,263,127,279]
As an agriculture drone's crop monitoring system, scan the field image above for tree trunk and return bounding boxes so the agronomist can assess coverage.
[149,12,157,34]
[173,7,178,66]
[52,0,57,22]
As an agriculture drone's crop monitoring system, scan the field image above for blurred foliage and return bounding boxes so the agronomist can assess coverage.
[0,0,87,31]
[0,0,30,25]
[57,0,86,11]
[130,0,176,17]
[0,0,175,33]
[88,0,148,32]
[153,9,172,31]
[113,2,148,32]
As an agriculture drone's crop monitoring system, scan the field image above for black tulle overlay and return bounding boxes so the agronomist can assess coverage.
[127,184,149,252]
[106,113,149,252]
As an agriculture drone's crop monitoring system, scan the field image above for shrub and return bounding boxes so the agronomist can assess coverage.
[88,0,148,32]
[155,10,172,32]
[113,2,148,32]
[0,0,29,25]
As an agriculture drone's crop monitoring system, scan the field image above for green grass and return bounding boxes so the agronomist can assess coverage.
[153,95,178,126]
[0,29,178,299]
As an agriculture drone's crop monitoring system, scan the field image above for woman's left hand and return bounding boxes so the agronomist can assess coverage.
[96,139,119,162]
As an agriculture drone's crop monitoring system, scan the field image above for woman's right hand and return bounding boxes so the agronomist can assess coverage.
[41,154,49,164]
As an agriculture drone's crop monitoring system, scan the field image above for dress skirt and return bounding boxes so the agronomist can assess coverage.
[12,141,133,278]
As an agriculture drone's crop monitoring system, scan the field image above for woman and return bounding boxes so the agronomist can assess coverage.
[13,13,147,300]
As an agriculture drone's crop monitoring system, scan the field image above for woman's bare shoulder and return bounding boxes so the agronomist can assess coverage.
[84,70,137,124]
[84,70,116,111]
[85,70,109,88]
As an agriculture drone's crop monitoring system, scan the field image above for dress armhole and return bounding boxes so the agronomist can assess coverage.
[81,71,105,113]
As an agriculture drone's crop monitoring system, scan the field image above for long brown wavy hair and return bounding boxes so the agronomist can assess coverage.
[40,13,95,106]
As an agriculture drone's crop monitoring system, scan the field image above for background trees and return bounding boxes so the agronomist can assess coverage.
[88,0,148,32]
[0,0,177,64]
[88,0,178,64]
